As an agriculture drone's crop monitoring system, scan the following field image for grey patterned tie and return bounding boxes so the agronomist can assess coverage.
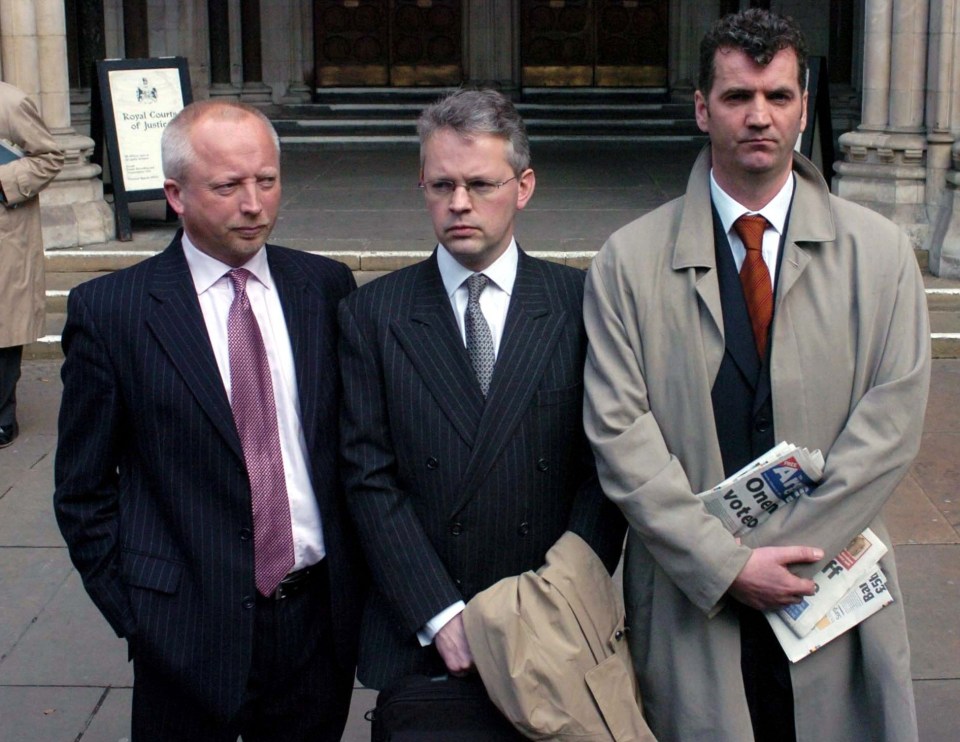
[465,273,496,397]
[227,269,295,597]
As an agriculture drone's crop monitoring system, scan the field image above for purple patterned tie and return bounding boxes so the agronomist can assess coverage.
[227,268,295,597]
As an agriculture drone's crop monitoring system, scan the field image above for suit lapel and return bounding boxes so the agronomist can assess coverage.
[145,238,243,460]
[269,247,329,454]
[450,252,566,517]
[390,256,484,447]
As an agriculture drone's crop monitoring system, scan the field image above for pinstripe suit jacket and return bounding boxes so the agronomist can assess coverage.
[53,234,364,722]
[339,248,625,689]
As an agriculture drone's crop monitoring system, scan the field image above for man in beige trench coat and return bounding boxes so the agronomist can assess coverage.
[583,9,930,742]
[0,81,63,448]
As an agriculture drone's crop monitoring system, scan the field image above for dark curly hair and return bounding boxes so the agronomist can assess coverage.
[698,8,808,95]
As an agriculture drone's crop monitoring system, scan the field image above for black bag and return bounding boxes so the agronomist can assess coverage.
[368,674,526,741]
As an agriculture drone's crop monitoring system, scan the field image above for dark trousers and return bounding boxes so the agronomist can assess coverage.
[131,564,353,742]
[739,605,796,742]
[0,345,22,426]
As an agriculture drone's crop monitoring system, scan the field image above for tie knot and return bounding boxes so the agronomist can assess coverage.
[227,268,252,294]
[734,214,769,253]
[467,273,489,302]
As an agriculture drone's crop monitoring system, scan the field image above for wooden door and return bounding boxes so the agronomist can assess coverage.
[521,0,668,87]
[314,0,462,87]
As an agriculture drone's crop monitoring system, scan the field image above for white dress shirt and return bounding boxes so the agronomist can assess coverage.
[710,171,796,288]
[437,238,518,354]
[416,239,519,646]
[181,233,325,571]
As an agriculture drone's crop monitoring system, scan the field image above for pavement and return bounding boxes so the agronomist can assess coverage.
[1,142,959,741]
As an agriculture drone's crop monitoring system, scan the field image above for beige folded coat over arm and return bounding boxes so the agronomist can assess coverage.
[463,531,656,742]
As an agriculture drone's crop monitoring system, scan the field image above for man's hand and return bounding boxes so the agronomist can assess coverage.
[434,613,474,676]
[728,545,824,611]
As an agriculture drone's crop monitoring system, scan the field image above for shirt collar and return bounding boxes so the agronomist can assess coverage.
[181,232,273,295]
[436,238,519,299]
[709,170,795,237]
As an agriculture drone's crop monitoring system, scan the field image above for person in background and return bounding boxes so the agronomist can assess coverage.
[0,81,64,449]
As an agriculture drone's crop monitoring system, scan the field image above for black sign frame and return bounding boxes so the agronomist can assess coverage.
[799,56,835,187]
[92,57,192,241]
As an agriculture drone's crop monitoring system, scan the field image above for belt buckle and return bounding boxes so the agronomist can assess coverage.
[272,565,314,600]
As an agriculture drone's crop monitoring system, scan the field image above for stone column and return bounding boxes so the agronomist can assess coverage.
[466,0,518,93]
[281,0,312,103]
[239,0,272,103]
[668,0,724,96]
[833,0,929,246]
[928,0,960,276]
[1,0,113,247]
[208,0,240,98]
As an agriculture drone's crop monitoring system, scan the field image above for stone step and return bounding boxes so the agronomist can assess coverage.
[271,87,703,146]
[304,86,672,106]
[28,252,960,361]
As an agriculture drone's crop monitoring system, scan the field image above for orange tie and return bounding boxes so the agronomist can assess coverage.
[734,214,773,359]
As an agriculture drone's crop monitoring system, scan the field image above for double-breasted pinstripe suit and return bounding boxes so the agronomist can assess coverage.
[339,248,625,690]
[54,235,364,724]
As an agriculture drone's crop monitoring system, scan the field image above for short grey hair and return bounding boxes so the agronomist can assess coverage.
[417,88,531,175]
[161,99,280,182]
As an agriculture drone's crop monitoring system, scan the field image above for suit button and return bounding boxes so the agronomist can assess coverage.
[455,578,462,587]
[615,629,624,641]
[425,457,439,470]
[449,522,463,536]
[242,597,255,609]
[517,521,530,536]
[239,528,252,541]
[536,457,549,472]
[754,418,771,433]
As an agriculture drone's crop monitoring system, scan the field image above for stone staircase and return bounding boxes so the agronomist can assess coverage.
[28,248,960,361]
[271,87,706,148]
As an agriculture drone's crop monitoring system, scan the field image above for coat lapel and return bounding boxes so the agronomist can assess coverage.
[675,147,726,383]
[390,256,484,447]
[145,237,243,460]
[450,252,567,517]
[775,154,833,307]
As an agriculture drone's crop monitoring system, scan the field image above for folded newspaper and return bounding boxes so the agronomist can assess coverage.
[700,442,824,537]
[769,568,894,663]
[773,527,887,638]
[698,442,892,660]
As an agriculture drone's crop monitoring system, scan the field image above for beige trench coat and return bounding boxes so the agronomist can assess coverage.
[583,148,930,742]
[0,82,64,348]
[463,531,656,742]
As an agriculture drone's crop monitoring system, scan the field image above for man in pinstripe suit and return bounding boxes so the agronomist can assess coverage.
[54,101,363,741]
[339,90,625,698]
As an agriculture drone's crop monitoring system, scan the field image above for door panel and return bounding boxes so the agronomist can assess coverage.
[314,0,462,87]
[521,0,668,87]
[595,0,667,86]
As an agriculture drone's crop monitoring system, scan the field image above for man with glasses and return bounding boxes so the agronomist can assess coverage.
[339,89,625,705]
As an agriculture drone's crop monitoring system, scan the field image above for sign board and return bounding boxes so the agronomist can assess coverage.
[93,57,192,240]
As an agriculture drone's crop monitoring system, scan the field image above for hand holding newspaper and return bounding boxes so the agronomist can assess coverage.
[698,442,892,662]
